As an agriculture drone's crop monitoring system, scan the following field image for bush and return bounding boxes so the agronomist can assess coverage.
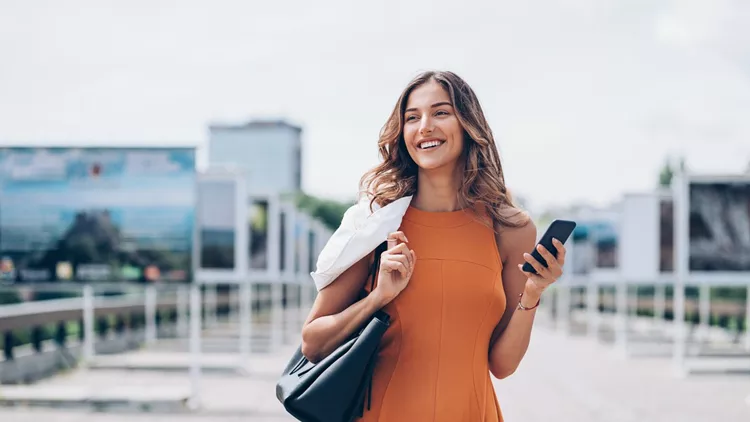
[295,193,354,231]
[0,290,22,305]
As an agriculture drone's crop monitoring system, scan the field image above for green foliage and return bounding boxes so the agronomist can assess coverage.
[0,290,22,305]
[658,157,686,188]
[658,159,674,187]
[33,290,79,301]
[295,193,355,231]
[712,287,747,301]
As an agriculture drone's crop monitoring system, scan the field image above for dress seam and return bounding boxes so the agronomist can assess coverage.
[379,304,402,421]
[432,261,445,422]
[412,257,499,273]
[473,273,498,420]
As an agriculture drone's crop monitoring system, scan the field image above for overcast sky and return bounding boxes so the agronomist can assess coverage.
[1,0,749,213]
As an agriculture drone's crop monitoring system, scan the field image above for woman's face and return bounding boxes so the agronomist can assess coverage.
[403,80,465,172]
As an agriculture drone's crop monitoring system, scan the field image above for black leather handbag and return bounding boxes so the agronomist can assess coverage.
[276,241,390,422]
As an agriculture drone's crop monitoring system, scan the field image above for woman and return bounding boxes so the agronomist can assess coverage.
[301,70,566,421]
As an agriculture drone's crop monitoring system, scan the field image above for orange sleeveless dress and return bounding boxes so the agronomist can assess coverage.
[360,204,507,422]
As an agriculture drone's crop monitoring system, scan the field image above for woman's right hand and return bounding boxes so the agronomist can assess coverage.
[374,231,416,306]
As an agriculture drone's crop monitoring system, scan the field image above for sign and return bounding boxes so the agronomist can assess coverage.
[659,196,675,272]
[248,199,269,270]
[198,180,236,270]
[618,193,661,281]
[194,170,248,283]
[570,217,619,274]
[0,147,195,283]
[688,179,750,272]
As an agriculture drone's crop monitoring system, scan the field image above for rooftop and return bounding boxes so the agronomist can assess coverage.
[208,119,302,133]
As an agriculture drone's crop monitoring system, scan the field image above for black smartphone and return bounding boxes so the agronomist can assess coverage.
[521,219,577,274]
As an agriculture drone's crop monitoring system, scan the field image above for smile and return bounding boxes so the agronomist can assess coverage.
[418,139,445,150]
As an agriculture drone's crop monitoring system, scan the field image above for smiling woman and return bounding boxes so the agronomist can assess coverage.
[298,71,568,422]
[360,71,527,229]
[403,87,463,171]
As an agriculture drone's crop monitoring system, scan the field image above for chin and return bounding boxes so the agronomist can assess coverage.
[414,159,453,171]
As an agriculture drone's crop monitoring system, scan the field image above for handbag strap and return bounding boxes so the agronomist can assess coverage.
[359,241,388,417]
[362,241,388,298]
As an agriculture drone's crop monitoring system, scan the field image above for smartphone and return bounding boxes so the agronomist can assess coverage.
[521,219,577,274]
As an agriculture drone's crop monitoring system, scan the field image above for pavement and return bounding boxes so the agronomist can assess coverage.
[1,317,749,421]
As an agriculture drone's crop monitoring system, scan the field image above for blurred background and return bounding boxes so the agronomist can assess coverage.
[1,1,749,421]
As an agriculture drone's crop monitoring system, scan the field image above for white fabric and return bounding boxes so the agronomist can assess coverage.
[310,195,413,291]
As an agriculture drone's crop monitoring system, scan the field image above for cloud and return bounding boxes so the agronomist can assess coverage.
[656,0,750,70]
[1,1,749,212]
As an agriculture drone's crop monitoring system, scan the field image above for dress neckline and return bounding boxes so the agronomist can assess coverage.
[402,204,476,227]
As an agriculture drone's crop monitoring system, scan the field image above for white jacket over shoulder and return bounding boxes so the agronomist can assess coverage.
[310,195,413,291]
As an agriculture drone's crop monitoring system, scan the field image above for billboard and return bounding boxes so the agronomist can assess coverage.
[659,197,674,272]
[570,219,619,274]
[618,193,661,281]
[0,147,195,283]
[248,199,269,270]
[198,180,235,270]
[688,180,750,272]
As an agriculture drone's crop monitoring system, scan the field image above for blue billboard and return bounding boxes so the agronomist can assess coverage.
[0,147,196,283]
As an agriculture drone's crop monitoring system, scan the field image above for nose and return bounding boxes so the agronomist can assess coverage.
[419,115,434,136]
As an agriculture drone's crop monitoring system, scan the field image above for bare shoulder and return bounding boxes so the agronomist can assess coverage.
[494,213,537,265]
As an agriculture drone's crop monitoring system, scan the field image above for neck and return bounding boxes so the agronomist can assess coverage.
[412,165,464,212]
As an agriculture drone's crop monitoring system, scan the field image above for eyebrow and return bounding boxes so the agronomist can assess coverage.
[404,102,453,113]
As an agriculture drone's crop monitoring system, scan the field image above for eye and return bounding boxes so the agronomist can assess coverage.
[435,110,449,116]
[405,115,418,122]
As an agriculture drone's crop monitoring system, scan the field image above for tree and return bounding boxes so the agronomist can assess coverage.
[658,157,686,188]
[295,193,354,231]
[658,159,674,187]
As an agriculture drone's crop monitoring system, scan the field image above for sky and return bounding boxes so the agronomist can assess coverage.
[1,0,749,214]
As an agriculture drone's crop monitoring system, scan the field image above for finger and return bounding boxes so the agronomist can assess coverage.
[383,261,407,277]
[517,264,544,282]
[388,242,411,256]
[387,231,408,249]
[386,253,410,270]
[553,238,566,265]
[400,247,414,269]
[523,253,550,277]
[387,237,397,250]
[536,244,562,274]
[389,251,415,276]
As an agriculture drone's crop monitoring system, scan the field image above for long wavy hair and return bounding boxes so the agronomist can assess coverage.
[359,70,529,229]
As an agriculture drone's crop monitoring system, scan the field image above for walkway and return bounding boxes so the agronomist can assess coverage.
[1,322,748,421]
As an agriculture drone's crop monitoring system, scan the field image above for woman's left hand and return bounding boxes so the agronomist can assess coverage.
[517,238,566,296]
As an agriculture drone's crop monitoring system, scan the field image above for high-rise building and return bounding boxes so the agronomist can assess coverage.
[208,119,302,195]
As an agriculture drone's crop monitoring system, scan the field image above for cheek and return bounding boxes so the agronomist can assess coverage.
[403,125,418,152]
[440,119,464,147]
[403,124,417,143]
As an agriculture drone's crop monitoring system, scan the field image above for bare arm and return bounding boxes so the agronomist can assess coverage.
[488,220,539,379]
[301,232,415,363]
[300,251,384,363]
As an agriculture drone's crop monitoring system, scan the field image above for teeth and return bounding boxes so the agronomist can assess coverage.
[419,140,442,149]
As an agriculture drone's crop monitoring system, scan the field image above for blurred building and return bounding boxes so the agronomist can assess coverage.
[208,119,302,195]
